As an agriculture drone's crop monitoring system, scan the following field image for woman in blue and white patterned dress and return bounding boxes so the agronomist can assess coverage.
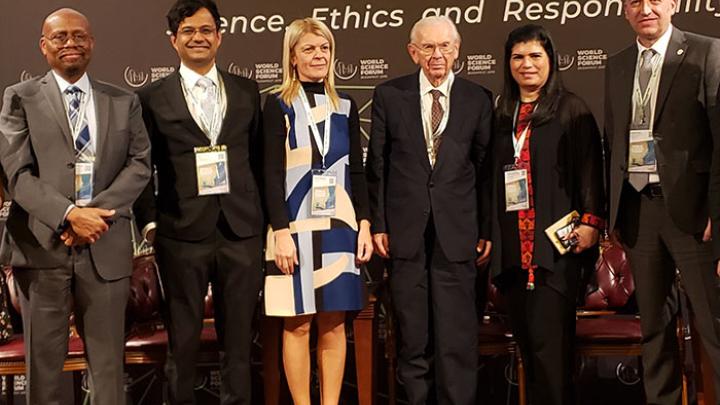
[262,17,373,405]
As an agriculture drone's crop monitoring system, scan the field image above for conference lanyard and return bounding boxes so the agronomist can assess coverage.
[298,87,332,169]
[632,50,662,129]
[511,102,537,162]
[181,75,225,146]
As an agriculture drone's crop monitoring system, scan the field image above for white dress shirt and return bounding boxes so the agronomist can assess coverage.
[633,25,673,183]
[178,63,227,143]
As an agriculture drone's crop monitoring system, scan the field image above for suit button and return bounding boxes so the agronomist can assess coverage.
[67,162,75,169]
[429,181,435,188]
[423,209,430,216]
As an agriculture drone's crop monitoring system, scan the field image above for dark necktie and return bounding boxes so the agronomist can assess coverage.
[65,86,90,154]
[430,89,444,164]
[629,49,657,192]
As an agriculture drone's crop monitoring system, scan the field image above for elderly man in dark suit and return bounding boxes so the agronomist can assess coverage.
[0,8,151,405]
[366,15,493,405]
[132,0,264,404]
[605,0,720,403]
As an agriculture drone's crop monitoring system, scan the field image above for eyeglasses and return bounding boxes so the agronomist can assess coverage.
[177,26,217,38]
[44,32,91,46]
[412,42,457,56]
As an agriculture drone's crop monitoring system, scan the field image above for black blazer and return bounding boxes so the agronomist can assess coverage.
[490,93,605,296]
[366,72,493,262]
[605,28,720,258]
[133,70,264,241]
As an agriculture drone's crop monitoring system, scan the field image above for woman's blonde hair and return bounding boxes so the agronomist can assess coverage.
[275,18,340,110]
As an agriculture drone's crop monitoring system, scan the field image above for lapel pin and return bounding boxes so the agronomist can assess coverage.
[677,49,684,56]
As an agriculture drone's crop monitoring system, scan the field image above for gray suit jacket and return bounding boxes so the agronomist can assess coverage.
[605,28,720,259]
[0,71,151,280]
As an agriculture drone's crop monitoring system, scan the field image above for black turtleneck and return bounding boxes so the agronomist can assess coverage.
[263,82,370,230]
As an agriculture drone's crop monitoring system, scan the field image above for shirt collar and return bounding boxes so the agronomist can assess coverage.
[419,70,454,98]
[179,63,220,88]
[636,24,673,59]
[52,71,91,95]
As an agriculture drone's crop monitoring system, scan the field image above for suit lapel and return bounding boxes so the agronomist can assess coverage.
[614,47,637,157]
[215,71,235,145]
[399,74,431,173]
[654,28,687,124]
[433,78,465,171]
[163,72,210,145]
[92,81,110,164]
[40,71,74,151]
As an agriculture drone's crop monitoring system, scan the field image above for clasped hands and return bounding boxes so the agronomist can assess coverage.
[60,207,116,247]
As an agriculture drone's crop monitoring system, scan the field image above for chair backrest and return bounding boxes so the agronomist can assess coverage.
[583,238,635,311]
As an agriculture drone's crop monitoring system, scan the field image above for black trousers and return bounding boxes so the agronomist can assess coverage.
[619,186,720,405]
[14,248,129,405]
[156,215,263,405]
[504,268,576,405]
[389,220,478,405]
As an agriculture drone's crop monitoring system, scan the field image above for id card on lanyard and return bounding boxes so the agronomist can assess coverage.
[504,103,534,212]
[195,145,230,195]
[71,90,94,207]
[629,51,661,173]
[298,88,337,217]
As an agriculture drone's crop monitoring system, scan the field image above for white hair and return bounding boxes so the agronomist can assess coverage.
[409,16,461,45]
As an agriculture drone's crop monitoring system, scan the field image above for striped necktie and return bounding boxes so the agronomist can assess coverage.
[65,86,90,154]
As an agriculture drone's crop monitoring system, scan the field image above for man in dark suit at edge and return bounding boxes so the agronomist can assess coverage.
[133,0,264,404]
[605,0,720,403]
[366,15,493,405]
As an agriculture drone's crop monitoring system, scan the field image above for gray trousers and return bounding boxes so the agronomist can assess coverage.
[14,247,129,405]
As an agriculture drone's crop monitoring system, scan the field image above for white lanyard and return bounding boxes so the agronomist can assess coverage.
[511,102,536,161]
[181,75,224,145]
[420,74,453,146]
[298,87,332,169]
[631,50,662,130]
[68,89,92,159]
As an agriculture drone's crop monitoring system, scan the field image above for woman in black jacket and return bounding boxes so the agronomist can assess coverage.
[490,24,605,405]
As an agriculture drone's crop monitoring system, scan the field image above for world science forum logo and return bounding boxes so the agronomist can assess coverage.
[124,67,149,88]
[334,60,359,81]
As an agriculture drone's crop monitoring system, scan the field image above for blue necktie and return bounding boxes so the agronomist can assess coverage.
[65,86,90,154]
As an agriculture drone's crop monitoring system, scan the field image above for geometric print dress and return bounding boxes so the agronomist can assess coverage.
[264,85,365,316]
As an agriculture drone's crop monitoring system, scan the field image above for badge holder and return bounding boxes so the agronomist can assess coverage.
[74,159,94,207]
[628,130,656,173]
[504,163,530,212]
[311,169,336,217]
[195,145,230,196]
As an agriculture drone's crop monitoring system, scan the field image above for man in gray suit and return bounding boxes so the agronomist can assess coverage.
[0,8,151,405]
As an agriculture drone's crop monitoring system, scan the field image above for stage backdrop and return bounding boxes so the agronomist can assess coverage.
[1,0,719,142]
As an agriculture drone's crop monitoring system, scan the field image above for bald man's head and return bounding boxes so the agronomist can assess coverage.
[40,8,94,83]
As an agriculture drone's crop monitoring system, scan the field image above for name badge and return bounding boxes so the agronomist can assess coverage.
[628,130,656,173]
[195,145,230,196]
[311,169,336,217]
[74,161,94,207]
[504,165,530,212]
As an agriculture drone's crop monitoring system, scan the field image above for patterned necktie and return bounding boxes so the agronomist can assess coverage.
[194,77,216,136]
[65,86,90,154]
[629,49,657,192]
[430,89,444,164]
